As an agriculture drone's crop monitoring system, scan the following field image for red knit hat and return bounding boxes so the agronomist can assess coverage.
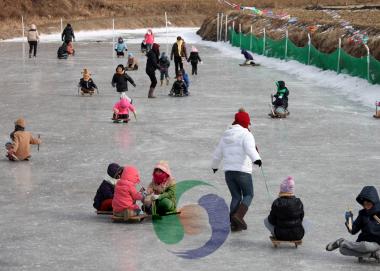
[233,108,251,129]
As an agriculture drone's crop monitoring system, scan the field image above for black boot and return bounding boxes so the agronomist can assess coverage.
[148,87,156,98]
[232,203,248,230]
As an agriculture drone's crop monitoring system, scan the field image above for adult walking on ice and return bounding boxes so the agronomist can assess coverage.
[144,29,154,52]
[211,108,262,232]
[27,24,39,58]
[171,36,188,76]
[146,43,160,98]
[62,23,75,44]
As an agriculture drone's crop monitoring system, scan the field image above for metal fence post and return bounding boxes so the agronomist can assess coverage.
[239,23,242,48]
[337,38,342,73]
[285,30,288,60]
[263,28,266,55]
[250,25,253,51]
[216,13,219,42]
[308,33,311,65]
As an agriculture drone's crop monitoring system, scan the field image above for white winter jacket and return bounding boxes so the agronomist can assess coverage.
[211,125,261,174]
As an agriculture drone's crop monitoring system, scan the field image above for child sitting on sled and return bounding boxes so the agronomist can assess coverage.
[112,93,136,123]
[272,81,289,110]
[326,186,380,262]
[115,37,128,58]
[93,163,124,212]
[241,49,256,65]
[169,72,188,97]
[264,177,305,241]
[78,68,98,95]
[5,118,41,161]
[112,165,146,219]
[127,53,138,70]
[144,161,176,216]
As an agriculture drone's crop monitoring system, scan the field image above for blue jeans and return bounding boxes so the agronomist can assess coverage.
[225,171,253,214]
[160,69,169,80]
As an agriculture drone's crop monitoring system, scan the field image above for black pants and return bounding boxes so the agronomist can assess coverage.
[174,56,183,76]
[191,62,198,75]
[28,41,37,57]
[146,71,157,88]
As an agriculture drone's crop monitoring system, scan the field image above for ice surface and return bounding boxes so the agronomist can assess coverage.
[0,29,379,270]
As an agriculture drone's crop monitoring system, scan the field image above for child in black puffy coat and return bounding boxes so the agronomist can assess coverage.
[264,176,305,241]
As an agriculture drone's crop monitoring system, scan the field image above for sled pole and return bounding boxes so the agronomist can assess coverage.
[260,166,273,200]
[37,134,40,152]
[132,111,137,121]
[225,15,228,42]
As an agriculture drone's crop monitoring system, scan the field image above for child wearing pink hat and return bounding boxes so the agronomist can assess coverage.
[187,46,202,75]
[264,177,305,241]
[144,161,176,215]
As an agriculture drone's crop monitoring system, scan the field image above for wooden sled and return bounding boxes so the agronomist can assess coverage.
[239,63,260,67]
[111,214,148,223]
[78,87,99,96]
[96,210,113,215]
[358,255,380,263]
[270,236,302,248]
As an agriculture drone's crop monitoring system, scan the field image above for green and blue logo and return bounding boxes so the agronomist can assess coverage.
[153,180,230,259]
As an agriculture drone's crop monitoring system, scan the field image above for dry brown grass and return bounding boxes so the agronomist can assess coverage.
[1,0,379,40]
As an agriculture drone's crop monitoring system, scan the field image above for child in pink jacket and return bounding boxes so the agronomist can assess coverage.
[112,165,145,219]
[112,95,136,123]
[144,29,154,52]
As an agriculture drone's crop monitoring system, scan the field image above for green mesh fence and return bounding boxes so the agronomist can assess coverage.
[228,29,380,84]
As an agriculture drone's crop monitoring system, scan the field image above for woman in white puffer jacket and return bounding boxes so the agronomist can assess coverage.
[212,108,262,232]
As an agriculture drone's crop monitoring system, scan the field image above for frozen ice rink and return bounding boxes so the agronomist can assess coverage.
[0,30,379,270]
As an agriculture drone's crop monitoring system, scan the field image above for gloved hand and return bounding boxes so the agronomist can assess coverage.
[212,168,218,174]
[132,83,136,87]
[254,160,262,167]
[112,83,116,88]
[152,194,160,200]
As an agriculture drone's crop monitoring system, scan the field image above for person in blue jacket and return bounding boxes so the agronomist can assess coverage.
[180,69,190,95]
[326,186,380,262]
[241,49,256,65]
[93,163,124,211]
[115,37,128,58]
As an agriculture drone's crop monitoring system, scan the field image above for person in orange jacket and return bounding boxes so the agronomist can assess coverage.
[6,118,41,161]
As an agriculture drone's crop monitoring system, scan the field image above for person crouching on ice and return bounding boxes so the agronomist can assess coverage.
[264,177,305,241]
[78,68,98,95]
[169,72,188,97]
[93,163,124,212]
[112,94,136,123]
[326,186,380,262]
[144,161,176,216]
[5,118,41,161]
[112,165,145,219]
[241,49,255,65]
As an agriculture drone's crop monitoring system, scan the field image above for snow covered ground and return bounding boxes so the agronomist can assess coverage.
[0,29,379,270]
